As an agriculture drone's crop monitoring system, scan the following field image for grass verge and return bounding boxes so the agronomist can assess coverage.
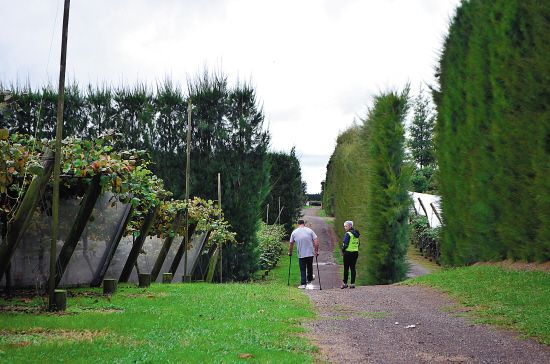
[406,244,442,273]
[405,265,550,345]
[1,274,316,362]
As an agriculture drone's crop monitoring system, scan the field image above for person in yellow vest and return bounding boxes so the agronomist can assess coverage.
[341,220,360,289]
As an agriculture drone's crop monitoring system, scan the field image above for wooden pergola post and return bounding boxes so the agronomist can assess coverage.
[53,175,101,286]
[91,203,133,287]
[0,150,54,280]
[151,212,184,282]
[118,206,158,283]
[169,222,197,276]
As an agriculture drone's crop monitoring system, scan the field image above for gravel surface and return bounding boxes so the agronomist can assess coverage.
[302,207,550,363]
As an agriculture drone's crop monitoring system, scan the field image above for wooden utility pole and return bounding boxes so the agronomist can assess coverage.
[49,0,70,311]
[183,101,192,282]
[218,173,222,283]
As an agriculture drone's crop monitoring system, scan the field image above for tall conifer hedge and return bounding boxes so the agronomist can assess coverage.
[364,90,410,284]
[322,126,370,283]
[436,0,550,264]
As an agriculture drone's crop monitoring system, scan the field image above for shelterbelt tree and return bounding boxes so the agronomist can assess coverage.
[435,0,550,265]
[262,148,305,236]
[364,89,411,284]
[0,70,270,280]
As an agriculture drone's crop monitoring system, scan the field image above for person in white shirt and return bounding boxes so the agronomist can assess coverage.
[289,219,319,289]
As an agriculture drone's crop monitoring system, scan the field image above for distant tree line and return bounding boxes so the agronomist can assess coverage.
[0,71,305,280]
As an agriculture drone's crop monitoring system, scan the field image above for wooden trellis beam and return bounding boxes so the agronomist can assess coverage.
[0,150,54,280]
[417,198,431,228]
[169,222,197,276]
[151,213,186,282]
[118,206,158,283]
[91,203,133,287]
[54,175,101,286]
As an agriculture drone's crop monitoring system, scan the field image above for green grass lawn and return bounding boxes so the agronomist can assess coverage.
[0,268,317,363]
[406,265,550,345]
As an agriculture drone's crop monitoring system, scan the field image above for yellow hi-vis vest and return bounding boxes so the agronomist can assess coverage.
[345,231,359,252]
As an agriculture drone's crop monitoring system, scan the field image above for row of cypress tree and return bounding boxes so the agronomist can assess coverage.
[323,90,410,284]
[0,72,304,280]
[435,0,550,264]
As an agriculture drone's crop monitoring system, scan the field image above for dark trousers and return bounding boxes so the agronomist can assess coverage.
[343,251,358,284]
[298,256,314,285]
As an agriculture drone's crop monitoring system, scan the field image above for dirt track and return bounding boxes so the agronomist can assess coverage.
[301,207,550,363]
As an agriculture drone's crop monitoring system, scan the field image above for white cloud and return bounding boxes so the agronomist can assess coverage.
[0,0,459,193]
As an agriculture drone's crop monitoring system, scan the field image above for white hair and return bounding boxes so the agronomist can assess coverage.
[344,220,353,228]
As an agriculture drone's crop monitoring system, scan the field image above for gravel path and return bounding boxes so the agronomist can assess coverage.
[302,207,550,363]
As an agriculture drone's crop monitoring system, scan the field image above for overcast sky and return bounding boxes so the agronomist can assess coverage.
[1,0,460,193]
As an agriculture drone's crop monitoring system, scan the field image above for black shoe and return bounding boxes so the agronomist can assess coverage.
[340,283,348,289]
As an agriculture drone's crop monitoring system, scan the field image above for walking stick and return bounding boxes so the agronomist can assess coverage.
[315,254,322,290]
[287,254,292,286]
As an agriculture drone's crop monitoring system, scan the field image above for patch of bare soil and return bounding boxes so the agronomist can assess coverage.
[0,328,107,347]
[120,291,168,298]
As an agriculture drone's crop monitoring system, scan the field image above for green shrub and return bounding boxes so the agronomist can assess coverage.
[409,214,441,263]
[257,222,285,270]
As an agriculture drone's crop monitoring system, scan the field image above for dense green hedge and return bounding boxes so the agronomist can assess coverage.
[323,90,410,284]
[435,0,550,264]
[322,125,370,283]
[364,90,410,284]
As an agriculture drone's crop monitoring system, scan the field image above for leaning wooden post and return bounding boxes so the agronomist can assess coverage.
[91,203,133,287]
[191,230,211,279]
[118,206,158,283]
[206,241,219,283]
[168,222,197,276]
[151,212,183,282]
[49,0,71,311]
[417,198,431,228]
[430,202,443,225]
[54,175,101,286]
[0,150,54,280]
[183,101,192,282]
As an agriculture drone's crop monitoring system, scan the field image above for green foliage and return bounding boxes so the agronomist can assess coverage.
[410,164,438,194]
[187,72,270,280]
[256,222,285,270]
[263,149,305,235]
[0,282,316,362]
[0,72,270,280]
[0,132,237,247]
[364,89,411,284]
[322,124,370,283]
[409,214,441,263]
[408,87,436,169]
[435,0,550,264]
[407,265,550,345]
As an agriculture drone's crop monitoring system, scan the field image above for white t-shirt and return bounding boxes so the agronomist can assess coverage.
[290,226,317,258]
